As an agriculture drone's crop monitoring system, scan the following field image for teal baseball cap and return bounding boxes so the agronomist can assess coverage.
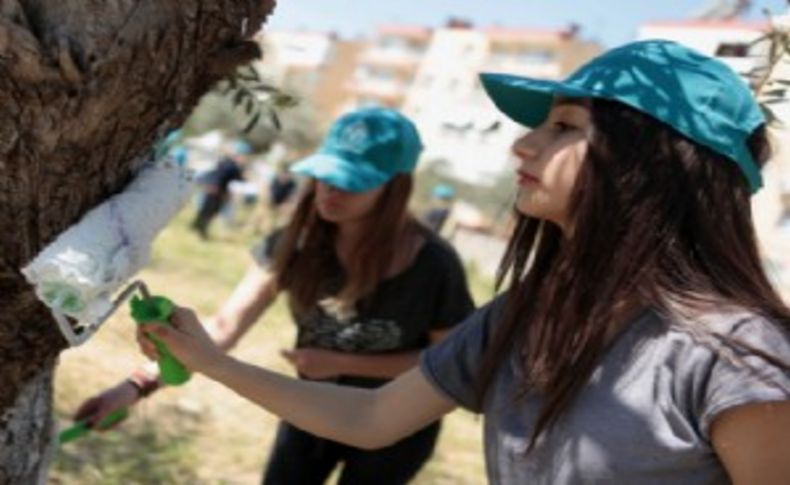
[480,39,766,192]
[432,184,456,199]
[291,107,424,192]
[233,140,253,155]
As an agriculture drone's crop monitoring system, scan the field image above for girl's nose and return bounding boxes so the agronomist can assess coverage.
[511,133,540,162]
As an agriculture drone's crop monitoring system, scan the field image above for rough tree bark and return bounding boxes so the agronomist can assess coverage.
[0,1,276,482]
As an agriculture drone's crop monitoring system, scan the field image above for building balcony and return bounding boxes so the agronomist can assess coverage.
[348,78,408,103]
[361,48,423,70]
[483,58,562,79]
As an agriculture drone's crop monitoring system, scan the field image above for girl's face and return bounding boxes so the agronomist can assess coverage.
[314,181,385,224]
[512,98,592,231]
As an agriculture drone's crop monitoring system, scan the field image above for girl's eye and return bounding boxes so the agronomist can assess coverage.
[553,121,574,132]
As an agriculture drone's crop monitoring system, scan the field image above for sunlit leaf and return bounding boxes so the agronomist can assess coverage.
[243,112,261,133]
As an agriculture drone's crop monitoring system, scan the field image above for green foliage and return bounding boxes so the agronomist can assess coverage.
[52,418,201,485]
[746,10,790,125]
[182,66,322,154]
[222,65,298,134]
[465,259,498,305]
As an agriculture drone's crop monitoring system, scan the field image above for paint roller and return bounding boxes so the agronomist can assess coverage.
[21,159,193,386]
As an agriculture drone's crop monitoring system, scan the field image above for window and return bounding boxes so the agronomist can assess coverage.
[715,43,750,58]
[518,48,554,64]
[372,68,395,81]
[358,97,381,108]
[380,36,409,50]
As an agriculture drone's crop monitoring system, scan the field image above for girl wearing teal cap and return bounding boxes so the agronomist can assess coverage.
[74,108,475,484]
[137,41,789,483]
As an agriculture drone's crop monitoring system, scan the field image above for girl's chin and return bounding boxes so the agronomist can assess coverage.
[317,207,349,223]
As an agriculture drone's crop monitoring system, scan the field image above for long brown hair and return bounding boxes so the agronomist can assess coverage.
[476,98,790,449]
[271,174,416,316]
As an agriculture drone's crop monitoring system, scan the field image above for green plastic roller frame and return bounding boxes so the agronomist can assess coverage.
[130,295,191,386]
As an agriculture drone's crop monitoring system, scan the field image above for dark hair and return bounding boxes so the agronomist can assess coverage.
[271,174,417,315]
[476,98,790,450]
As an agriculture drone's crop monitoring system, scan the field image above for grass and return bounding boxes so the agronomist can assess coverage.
[51,207,489,484]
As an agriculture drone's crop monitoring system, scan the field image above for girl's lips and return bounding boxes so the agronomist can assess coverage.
[318,199,342,211]
[517,170,540,186]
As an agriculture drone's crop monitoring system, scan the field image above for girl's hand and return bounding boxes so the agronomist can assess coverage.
[73,380,139,429]
[137,306,225,374]
[280,348,344,379]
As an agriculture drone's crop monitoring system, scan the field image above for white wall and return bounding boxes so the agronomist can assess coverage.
[404,29,570,185]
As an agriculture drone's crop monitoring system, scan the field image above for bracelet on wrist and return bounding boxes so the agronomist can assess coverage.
[126,371,160,398]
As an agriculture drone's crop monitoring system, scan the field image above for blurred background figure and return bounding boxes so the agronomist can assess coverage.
[247,161,299,235]
[169,145,189,167]
[191,140,251,240]
[421,183,456,234]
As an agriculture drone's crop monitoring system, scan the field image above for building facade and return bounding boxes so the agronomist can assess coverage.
[398,24,600,184]
[256,31,364,131]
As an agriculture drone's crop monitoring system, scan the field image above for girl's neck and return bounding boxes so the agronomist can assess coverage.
[336,218,369,251]
[334,215,420,277]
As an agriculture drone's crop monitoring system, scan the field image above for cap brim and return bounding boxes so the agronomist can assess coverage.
[480,73,590,128]
[290,153,391,193]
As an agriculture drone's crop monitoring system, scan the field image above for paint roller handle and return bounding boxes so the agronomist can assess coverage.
[130,295,192,386]
[58,408,130,445]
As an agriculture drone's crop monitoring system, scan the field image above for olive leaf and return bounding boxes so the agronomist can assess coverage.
[220,64,300,133]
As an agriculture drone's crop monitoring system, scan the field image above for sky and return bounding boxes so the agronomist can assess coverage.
[268,0,788,47]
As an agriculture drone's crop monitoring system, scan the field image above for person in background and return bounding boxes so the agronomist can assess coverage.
[247,161,299,235]
[169,145,188,167]
[76,108,476,485]
[191,140,250,240]
[421,183,456,235]
[268,161,298,225]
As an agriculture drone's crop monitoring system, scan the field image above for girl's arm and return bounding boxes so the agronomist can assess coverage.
[139,308,457,449]
[74,264,280,426]
[208,264,279,352]
[711,401,790,484]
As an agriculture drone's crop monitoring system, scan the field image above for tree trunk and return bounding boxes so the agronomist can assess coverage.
[0,0,275,481]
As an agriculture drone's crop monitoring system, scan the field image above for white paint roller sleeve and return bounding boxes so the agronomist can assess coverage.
[21,161,193,324]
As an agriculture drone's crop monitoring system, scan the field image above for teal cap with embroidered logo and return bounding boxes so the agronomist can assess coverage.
[481,39,766,192]
[291,107,423,192]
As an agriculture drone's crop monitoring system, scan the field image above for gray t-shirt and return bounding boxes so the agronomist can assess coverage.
[420,296,790,484]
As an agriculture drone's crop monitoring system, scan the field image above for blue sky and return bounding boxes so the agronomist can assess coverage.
[268,0,787,47]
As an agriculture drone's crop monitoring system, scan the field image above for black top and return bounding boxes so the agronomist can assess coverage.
[203,157,244,195]
[252,227,475,388]
[269,176,297,206]
[422,207,451,233]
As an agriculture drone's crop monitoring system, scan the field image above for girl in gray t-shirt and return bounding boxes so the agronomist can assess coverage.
[136,40,790,484]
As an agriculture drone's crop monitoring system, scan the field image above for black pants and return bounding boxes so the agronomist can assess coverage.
[262,420,441,485]
[191,192,225,238]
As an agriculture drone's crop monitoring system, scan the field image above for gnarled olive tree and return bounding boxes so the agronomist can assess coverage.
[0,1,275,481]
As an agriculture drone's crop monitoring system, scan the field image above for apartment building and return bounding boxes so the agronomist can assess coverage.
[256,31,364,130]
[400,22,601,184]
[258,23,600,184]
[348,25,432,109]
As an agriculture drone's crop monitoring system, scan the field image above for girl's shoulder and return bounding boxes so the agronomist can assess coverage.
[411,225,465,270]
[657,308,790,438]
[661,307,790,352]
